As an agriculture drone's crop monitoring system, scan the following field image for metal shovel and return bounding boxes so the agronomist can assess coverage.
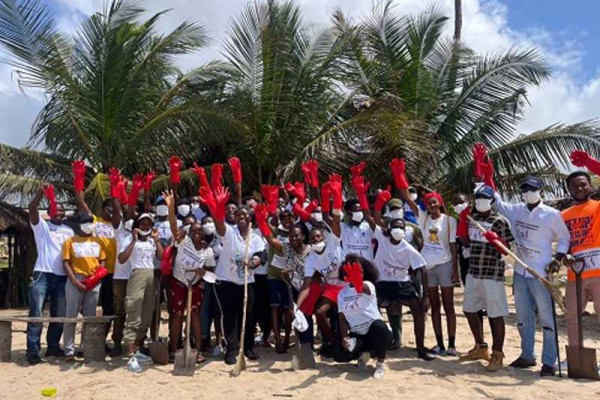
[149,276,169,365]
[173,275,197,376]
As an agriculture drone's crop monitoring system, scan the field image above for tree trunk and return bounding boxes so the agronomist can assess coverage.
[454,0,462,41]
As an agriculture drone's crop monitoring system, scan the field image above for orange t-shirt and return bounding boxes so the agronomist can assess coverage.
[561,199,600,280]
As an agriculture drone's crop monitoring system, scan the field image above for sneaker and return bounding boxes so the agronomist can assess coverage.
[431,346,447,356]
[64,354,75,363]
[417,349,436,361]
[509,357,536,369]
[224,350,237,365]
[45,348,65,358]
[357,352,370,370]
[373,361,385,379]
[127,356,142,373]
[134,351,153,364]
[27,354,42,365]
[244,348,259,360]
[108,346,122,358]
[540,364,555,377]
[485,350,504,372]
[446,347,459,357]
[212,345,223,357]
[460,344,490,361]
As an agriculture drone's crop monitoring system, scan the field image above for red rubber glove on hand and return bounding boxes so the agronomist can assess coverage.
[352,175,371,210]
[483,230,508,255]
[261,184,280,215]
[108,168,121,199]
[306,160,319,188]
[211,163,224,193]
[343,262,364,293]
[199,186,218,220]
[571,150,600,175]
[349,162,366,179]
[127,174,144,206]
[144,171,155,192]
[292,199,318,222]
[301,161,313,188]
[321,181,332,213]
[42,184,57,218]
[285,182,306,206]
[191,162,210,189]
[389,158,409,190]
[254,204,272,237]
[329,174,343,210]
[472,143,488,179]
[213,186,230,222]
[456,207,470,240]
[481,158,496,191]
[228,157,243,185]
[81,266,109,291]
[169,156,182,185]
[374,187,392,212]
[118,176,129,205]
[71,160,86,192]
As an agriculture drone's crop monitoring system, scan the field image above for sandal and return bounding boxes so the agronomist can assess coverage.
[196,353,206,364]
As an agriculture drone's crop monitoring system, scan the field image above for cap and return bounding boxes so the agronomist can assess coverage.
[137,213,155,222]
[474,185,494,199]
[154,195,165,205]
[520,176,543,190]
[387,198,403,210]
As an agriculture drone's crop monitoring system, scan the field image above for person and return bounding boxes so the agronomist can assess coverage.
[340,199,374,261]
[164,191,215,364]
[62,213,107,361]
[452,192,471,285]
[190,195,207,221]
[154,195,179,246]
[252,227,271,349]
[335,256,391,379]
[562,150,600,357]
[404,190,458,356]
[403,187,420,224]
[176,197,192,220]
[119,213,164,372]
[26,185,74,365]
[461,185,514,372]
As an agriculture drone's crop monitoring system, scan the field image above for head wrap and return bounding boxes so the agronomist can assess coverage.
[423,192,444,207]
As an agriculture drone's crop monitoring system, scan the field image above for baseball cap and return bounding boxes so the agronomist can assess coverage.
[520,176,543,190]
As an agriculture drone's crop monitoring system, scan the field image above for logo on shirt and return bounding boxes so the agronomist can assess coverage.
[565,216,593,248]
[428,228,440,244]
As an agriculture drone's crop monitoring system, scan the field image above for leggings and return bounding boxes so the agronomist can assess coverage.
[216,281,255,353]
[334,319,391,362]
[253,274,271,339]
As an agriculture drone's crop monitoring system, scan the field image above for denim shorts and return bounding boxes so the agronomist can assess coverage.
[427,261,454,288]
[268,279,291,308]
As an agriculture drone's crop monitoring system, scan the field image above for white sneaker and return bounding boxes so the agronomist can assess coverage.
[134,351,152,364]
[357,352,370,370]
[127,356,142,373]
[212,345,223,357]
[373,361,385,379]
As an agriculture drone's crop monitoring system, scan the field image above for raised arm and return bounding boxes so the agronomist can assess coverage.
[28,187,45,225]
[74,189,92,216]
[571,150,600,176]
[390,158,419,216]
[162,190,181,239]
[254,204,284,253]
[372,189,392,230]
[328,174,343,238]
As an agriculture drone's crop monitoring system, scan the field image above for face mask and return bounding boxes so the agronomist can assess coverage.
[453,202,468,215]
[351,211,364,223]
[138,229,152,237]
[475,199,492,213]
[156,205,168,217]
[124,219,133,232]
[177,205,190,216]
[277,224,289,232]
[409,193,418,201]
[183,225,190,234]
[311,212,323,222]
[390,209,404,220]
[80,222,95,235]
[191,203,200,211]
[203,222,216,235]
[390,228,405,241]
[312,241,326,253]
[522,190,541,205]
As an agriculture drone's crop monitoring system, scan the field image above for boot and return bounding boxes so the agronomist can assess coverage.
[460,344,490,361]
[485,350,504,372]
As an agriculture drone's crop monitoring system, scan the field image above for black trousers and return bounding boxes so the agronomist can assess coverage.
[216,281,255,353]
[457,240,470,285]
[334,319,391,362]
[253,274,271,339]
[100,274,114,338]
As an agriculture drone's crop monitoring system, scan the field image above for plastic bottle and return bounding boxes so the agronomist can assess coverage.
[41,387,57,398]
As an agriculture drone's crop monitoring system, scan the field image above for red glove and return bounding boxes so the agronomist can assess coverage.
[191,162,210,189]
[71,160,86,191]
[285,181,306,206]
[343,262,364,293]
[292,203,311,222]
[301,161,313,188]
[108,168,121,198]
[127,174,144,206]
[321,181,332,213]
[81,266,109,291]
[213,186,230,222]
[169,156,182,184]
[261,184,280,215]
[352,175,371,210]
[228,157,243,185]
[199,186,218,219]
[481,159,496,190]
[118,176,129,205]
[374,187,391,212]
[307,160,319,188]
[472,143,487,179]
[483,230,508,255]
[144,171,155,192]
[349,162,366,179]
[389,158,409,190]
[211,163,224,192]
[42,184,57,218]
[329,174,343,210]
[571,150,600,175]
[456,207,470,240]
[254,204,271,237]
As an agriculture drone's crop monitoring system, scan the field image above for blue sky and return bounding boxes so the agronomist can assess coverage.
[0,0,599,148]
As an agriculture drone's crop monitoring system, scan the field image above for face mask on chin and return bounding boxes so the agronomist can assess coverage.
[390,228,405,241]
[177,205,190,217]
[138,229,152,237]
[522,190,541,205]
[351,211,364,223]
[312,241,326,253]
[156,205,168,217]
[475,198,492,213]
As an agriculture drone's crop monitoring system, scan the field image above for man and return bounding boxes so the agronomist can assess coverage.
[562,150,600,355]
[493,177,570,376]
[341,199,374,262]
[461,185,514,372]
[26,185,74,365]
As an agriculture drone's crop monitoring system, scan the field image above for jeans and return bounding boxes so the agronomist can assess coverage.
[26,272,67,357]
[63,275,101,356]
[513,273,557,366]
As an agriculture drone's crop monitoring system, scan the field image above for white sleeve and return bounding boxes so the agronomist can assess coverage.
[373,226,385,242]
[304,256,315,278]
[218,224,234,247]
[364,281,376,298]
[407,244,426,270]
[417,211,427,232]
[493,192,518,220]
[448,216,457,243]
[30,218,49,237]
[326,232,341,248]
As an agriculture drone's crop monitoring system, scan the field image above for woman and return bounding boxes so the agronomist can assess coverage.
[164,191,215,363]
[335,255,390,379]
[119,213,164,372]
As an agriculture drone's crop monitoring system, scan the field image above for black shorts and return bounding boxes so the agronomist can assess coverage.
[376,281,418,306]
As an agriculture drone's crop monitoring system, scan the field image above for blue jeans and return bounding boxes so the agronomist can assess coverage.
[26,272,67,357]
[513,273,557,366]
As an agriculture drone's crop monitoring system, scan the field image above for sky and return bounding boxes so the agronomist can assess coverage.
[0,0,599,149]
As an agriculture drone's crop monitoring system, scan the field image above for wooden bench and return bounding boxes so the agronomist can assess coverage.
[0,316,114,363]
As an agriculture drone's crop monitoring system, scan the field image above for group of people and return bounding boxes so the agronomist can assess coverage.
[24,146,600,380]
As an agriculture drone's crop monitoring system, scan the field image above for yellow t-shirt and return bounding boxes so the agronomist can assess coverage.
[62,236,106,277]
[93,216,116,273]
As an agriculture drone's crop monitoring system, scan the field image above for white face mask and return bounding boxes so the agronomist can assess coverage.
[312,241,326,253]
[183,225,190,234]
[409,193,418,201]
[453,202,468,215]
[124,219,133,232]
[390,228,405,241]
[475,198,492,213]
[138,229,152,237]
[156,205,168,217]
[389,209,404,220]
[351,211,364,223]
[203,222,216,235]
[191,203,200,211]
[80,222,95,235]
[277,224,289,232]
[522,190,541,205]
[311,212,323,222]
[177,205,190,217]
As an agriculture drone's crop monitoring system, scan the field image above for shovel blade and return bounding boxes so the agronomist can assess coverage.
[566,345,600,381]
[173,348,197,376]
[149,339,169,365]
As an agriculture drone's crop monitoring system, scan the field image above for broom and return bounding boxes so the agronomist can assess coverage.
[231,222,253,377]
[467,216,565,311]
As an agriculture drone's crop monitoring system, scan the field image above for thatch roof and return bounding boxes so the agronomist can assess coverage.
[545,190,600,211]
[0,201,28,232]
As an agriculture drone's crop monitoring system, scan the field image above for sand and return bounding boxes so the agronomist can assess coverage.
[1,286,599,400]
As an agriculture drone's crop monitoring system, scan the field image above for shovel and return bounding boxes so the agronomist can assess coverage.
[173,274,198,376]
[150,276,169,365]
[566,259,599,380]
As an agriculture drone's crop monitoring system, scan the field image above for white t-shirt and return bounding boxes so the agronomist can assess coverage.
[216,225,266,285]
[417,212,456,267]
[31,219,74,275]
[129,239,157,270]
[173,235,216,285]
[373,226,426,282]
[269,231,289,270]
[341,222,374,261]
[113,223,132,280]
[337,281,382,335]
[304,234,343,285]
[154,219,181,246]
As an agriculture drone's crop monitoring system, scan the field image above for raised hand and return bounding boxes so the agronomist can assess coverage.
[301,161,312,187]
[198,186,217,218]
[42,184,57,218]
[211,163,224,192]
[169,156,182,185]
[349,161,366,178]
[191,162,210,189]
[127,174,145,206]
[161,190,175,208]
[389,158,408,190]
[480,158,496,190]
[321,181,333,213]
[570,150,592,167]
[228,157,243,184]
[144,171,156,192]
[254,204,271,237]
[306,159,319,188]
[472,143,488,178]
[285,181,306,206]
[213,186,231,222]
[343,262,364,293]
[374,186,392,212]
[261,184,280,214]
[71,160,86,191]
[352,175,371,210]
[118,176,129,204]
[328,174,343,210]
